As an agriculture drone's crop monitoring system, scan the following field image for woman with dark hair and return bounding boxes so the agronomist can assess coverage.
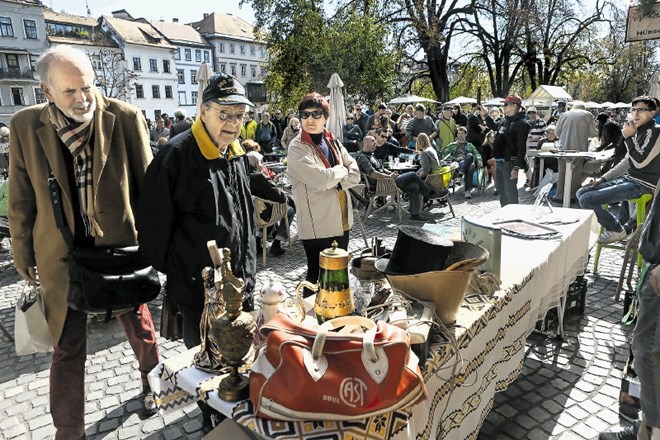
[286,92,361,295]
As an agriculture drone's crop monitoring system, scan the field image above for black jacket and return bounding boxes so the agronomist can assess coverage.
[493,112,531,169]
[137,131,256,310]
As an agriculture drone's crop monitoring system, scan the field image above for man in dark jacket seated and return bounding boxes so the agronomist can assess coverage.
[373,127,410,161]
[356,135,441,222]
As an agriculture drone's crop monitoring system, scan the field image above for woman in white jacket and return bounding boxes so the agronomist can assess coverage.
[287,93,361,295]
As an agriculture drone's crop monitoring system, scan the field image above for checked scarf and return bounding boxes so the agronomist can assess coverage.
[47,103,103,237]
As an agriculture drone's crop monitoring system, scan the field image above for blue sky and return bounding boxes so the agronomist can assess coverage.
[47,0,256,25]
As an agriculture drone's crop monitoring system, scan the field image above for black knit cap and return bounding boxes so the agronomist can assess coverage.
[202,73,254,107]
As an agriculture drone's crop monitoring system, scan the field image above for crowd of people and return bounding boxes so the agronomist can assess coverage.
[5,44,660,439]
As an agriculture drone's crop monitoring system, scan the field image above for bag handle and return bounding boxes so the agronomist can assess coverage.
[311,316,378,362]
[306,316,388,384]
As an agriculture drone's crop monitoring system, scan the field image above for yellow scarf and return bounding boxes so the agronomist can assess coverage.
[192,118,245,160]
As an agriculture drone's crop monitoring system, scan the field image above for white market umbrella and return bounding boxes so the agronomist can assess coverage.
[389,94,438,105]
[649,71,660,99]
[196,62,213,116]
[613,102,630,109]
[327,73,347,142]
[444,96,477,105]
[600,101,616,108]
[585,101,602,109]
[483,97,505,107]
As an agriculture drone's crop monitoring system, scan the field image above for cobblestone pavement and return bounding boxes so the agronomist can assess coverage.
[0,181,639,439]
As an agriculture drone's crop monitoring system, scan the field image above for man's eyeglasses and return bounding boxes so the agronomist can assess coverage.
[631,107,652,113]
[207,107,246,123]
[301,110,324,120]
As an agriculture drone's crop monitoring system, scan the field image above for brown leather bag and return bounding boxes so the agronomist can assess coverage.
[249,314,427,421]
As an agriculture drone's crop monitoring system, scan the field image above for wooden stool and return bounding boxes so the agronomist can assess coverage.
[593,193,653,274]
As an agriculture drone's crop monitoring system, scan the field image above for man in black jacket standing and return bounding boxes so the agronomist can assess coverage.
[492,95,530,206]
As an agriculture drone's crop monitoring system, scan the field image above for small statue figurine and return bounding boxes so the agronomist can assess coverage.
[210,248,256,401]
[193,266,226,373]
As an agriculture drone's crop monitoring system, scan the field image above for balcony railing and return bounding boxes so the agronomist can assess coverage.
[0,68,35,80]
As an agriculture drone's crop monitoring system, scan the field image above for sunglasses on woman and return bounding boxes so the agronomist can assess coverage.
[300,110,324,119]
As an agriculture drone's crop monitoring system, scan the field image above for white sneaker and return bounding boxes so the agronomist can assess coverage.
[597,228,628,244]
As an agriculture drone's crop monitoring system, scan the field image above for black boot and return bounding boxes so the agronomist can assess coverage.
[269,239,285,256]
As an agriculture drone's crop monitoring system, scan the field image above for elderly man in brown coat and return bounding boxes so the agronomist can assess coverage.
[8,45,159,439]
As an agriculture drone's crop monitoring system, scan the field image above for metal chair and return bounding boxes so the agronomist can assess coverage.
[349,184,369,248]
[363,174,404,224]
[593,193,653,274]
[252,196,292,266]
[424,171,455,218]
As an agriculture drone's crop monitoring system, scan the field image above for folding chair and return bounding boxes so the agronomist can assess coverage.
[252,196,292,265]
[424,171,455,218]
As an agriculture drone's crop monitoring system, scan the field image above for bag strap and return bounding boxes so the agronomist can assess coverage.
[312,316,378,361]
[47,164,75,250]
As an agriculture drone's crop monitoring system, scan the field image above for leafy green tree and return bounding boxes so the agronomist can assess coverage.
[243,0,399,111]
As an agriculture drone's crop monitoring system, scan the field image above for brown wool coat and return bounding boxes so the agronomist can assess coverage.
[8,92,152,344]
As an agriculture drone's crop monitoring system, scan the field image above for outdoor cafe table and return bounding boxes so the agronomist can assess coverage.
[148,204,596,439]
[536,150,614,207]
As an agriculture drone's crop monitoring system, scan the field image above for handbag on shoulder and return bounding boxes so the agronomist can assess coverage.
[249,314,427,421]
[48,172,161,322]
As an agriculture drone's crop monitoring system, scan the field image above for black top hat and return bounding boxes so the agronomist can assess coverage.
[374,226,454,275]
[202,73,254,107]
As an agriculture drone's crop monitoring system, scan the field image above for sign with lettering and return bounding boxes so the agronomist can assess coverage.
[626,2,660,42]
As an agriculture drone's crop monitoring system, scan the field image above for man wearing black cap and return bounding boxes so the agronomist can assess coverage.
[137,73,257,429]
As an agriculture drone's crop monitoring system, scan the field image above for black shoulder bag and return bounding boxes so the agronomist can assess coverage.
[48,172,161,322]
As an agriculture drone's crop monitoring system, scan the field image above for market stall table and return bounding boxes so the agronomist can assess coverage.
[148,205,595,440]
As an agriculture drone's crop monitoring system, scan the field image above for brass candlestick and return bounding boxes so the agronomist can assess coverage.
[210,248,255,401]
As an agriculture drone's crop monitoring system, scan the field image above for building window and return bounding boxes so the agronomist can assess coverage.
[191,92,197,105]
[34,87,46,104]
[165,85,172,99]
[220,63,226,73]
[152,85,160,98]
[250,46,255,56]
[191,70,197,84]
[260,47,266,58]
[203,51,210,63]
[229,44,235,54]
[240,64,246,77]
[230,64,236,76]
[6,53,18,69]
[135,84,144,98]
[177,69,185,84]
[174,48,180,60]
[251,65,256,78]
[163,60,170,73]
[90,54,102,70]
[154,110,161,118]
[195,49,201,62]
[260,66,267,76]
[219,42,224,53]
[11,87,24,105]
[0,17,14,37]
[133,57,141,71]
[185,48,191,61]
[240,45,245,55]
[23,19,37,39]
[178,91,186,105]
[149,59,157,72]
